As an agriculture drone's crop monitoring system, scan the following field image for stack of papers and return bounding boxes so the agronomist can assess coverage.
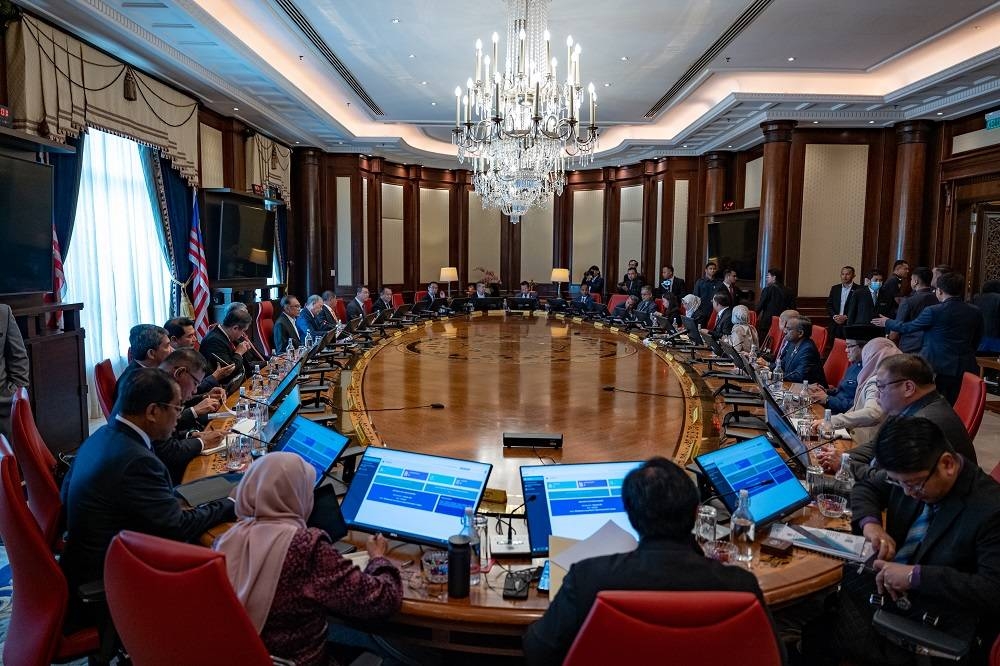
[770,523,872,562]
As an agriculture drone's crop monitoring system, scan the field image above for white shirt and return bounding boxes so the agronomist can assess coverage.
[839,284,853,314]
[115,414,152,451]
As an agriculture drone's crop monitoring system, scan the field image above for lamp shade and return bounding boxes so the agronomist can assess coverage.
[440,267,459,282]
[550,268,570,283]
[247,248,269,266]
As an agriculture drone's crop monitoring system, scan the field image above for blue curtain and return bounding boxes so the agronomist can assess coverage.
[50,133,86,254]
[158,152,194,288]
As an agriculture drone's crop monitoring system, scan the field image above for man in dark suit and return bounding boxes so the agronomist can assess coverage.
[815,417,1000,665]
[296,294,331,339]
[701,292,733,341]
[846,268,893,326]
[880,259,911,319]
[60,368,235,623]
[874,272,984,404]
[112,324,174,403]
[612,295,639,319]
[523,457,773,666]
[720,268,746,307]
[345,285,370,321]
[157,349,223,484]
[756,267,796,342]
[890,266,938,353]
[317,290,341,329]
[774,315,826,386]
[273,295,302,353]
[655,264,687,301]
[471,282,491,300]
[826,265,860,340]
[424,282,441,303]
[200,307,256,384]
[372,286,396,313]
[0,303,29,440]
[617,267,643,297]
[692,261,722,326]
[574,283,596,311]
[635,286,658,315]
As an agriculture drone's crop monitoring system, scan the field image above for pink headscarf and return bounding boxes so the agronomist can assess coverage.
[856,336,901,387]
[213,452,315,632]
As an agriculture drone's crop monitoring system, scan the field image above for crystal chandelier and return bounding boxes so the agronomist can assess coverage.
[452,0,599,223]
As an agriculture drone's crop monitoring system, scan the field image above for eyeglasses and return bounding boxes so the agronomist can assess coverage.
[875,378,907,392]
[175,367,206,385]
[155,402,184,414]
[885,452,943,494]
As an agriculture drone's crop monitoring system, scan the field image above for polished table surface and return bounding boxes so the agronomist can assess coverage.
[185,311,846,654]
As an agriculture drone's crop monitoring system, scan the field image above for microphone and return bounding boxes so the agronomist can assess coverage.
[602,385,685,400]
[504,494,536,545]
[239,391,445,413]
[239,336,267,363]
[486,495,537,555]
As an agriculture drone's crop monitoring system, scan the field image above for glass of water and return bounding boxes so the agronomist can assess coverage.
[694,505,718,551]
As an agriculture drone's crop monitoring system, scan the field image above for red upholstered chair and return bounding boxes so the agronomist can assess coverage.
[706,309,718,331]
[991,632,1000,665]
[655,298,667,314]
[606,294,628,313]
[414,290,428,304]
[954,372,987,440]
[334,298,347,322]
[563,591,781,666]
[823,338,849,388]
[591,293,602,304]
[392,293,404,309]
[104,531,280,666]
[811,325,829,359]
[763,316,782,356]
[9,388,63,550]
[362,298,373,314]
[0,436,101,666]
[748,310,757,328]
[254,300,276,358]
[94,359,117,420]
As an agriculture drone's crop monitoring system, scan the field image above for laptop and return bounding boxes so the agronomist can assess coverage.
[259,385,301,443]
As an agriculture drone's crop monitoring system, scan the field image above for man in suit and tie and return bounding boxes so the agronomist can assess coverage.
[273,295,303,352]
[316,290,341,329]
[809,416,1000,665]
[826,266,860,339]
[873,272,984,404]
[635,286,659,315]
[345,285,370,321]
[846,268,893,326]
[889,266,939,353]
[424,282,441,303]
[372,286,396,313]
[881,259,911,318]
[617,267,643,297]
[113,324,174,403]
[773,315,826,386]
[472,282,491,300]
[655,265,687,301]
[574,283,595,311]
[692,261,722,327]
[756,267,796,342]
[60,368,236,625]
[296,294,331,339]
[699,292,734,341]
[720,269,744,307]
[0,303,28,440]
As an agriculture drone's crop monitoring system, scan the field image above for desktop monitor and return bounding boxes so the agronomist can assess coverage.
[271,416,349,483]
[694,435,810,526]
[764,399,811,472]
[680,316,704,344]
[340,448,493,547]
[267,359,303,409]
[520,461,644,557]
[260,385,301,443]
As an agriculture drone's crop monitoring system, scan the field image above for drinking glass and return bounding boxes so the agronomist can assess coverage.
[806,465,826,498]
[694,505,717,551]
[474,514,490,571]
[225,434,248,471]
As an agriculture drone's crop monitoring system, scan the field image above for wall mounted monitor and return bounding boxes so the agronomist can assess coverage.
[520,461,644,557]
[0,154,53,294]
[340,448,493,547]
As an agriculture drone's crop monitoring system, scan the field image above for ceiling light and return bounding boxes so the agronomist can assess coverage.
[408,53,415,59]
[450,1,599,224]
[787,56,795,62]
[936,112,944,116]
[391,17,400,24]
[421,81,427,85]
[812,120,819,124]
[620,56,629,62]
[232,107,239,111]
[682,144,689,148]
[727,145,733,148]
[431,101,437,106]
[868,120,875,124]
[295,141,300,144]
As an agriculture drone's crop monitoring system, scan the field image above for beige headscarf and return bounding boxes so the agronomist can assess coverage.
[214,453,315,632]
[857,336,900,387]
[681,294,701,315]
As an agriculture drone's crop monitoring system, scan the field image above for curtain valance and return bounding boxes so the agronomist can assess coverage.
[246,133,291,204]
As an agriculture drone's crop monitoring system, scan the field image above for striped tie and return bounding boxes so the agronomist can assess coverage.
[894,503,931,563]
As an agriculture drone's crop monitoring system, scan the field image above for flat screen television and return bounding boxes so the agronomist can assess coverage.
[707,216,759,280]
[0,154,54,294]
[202,195,275,281]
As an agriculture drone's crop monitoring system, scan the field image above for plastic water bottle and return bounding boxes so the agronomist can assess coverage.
[285,339,294,359]
[834,453,855,493]
[462,508,481,585]
[771,360,784,399]
[303,330,314,350]
[503,298,509,313]
[250,364,263,397]
[818,408,835,442]
[730,489,755,563]
[799,380,810,406]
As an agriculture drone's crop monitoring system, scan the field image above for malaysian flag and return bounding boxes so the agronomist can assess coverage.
[44,224,67,329]
[187,192,211,337]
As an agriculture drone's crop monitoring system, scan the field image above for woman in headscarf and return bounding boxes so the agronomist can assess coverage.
[214,453,403,666]
[680,294,700,321]
[813,336,901,472]
[729,305,759,356]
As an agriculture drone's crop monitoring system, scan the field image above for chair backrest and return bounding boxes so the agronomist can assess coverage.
[94,359,117,420]
[655,298,667,314]
[414,290,428,304]
[563,590,781,666]
[707,309,718,330]
[607,294,628,312]
[763,316,783,355]
[991,631,1000,666]
[748,310,757,328]
[0,436,72,666]
[392,293,404,308]
[591,293,602,304]
[811,325,829,358]
[362,297,373,314]
[254,300,275,358]
[9,388,62,549]
[105,531,275,666]
[954,371,987,439]
[823,338,849,388]
[334,298,347,322]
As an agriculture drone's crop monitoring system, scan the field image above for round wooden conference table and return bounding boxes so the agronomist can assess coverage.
[189,310,845,656]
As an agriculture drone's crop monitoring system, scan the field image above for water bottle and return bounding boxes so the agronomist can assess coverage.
[730,489,755,563]
[285,339,294,359]
[818,408,835,442]
[772,360,784,399]
[503,298,509,314]
[748,344,758,365]
[250,364,263,397]
[462,508,481,585]
[834,453,855,494]
[799,380,810,406]
[303,330,314,350]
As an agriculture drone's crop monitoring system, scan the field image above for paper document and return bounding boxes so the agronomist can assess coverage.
[770,523,873,562]
[550,520,638,572]
[230,418,257,435]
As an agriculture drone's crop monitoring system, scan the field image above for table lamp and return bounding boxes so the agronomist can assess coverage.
[551,268,570,300]
[440,266,459,298]
[247,248,269,266]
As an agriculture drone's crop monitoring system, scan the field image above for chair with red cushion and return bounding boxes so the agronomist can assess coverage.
[392,293,404,309]
[362,298,373,314]
[823,338,849,388]
[954,371,987,440]
[811,325,829,359]
[563,590,781,666]
[0,435,101,666]
[706,309,718,331]
[414,290,429,304]
[254,300,276,358]
[748,310,757,328]
[104,531,284,666]
[591,293,602,304]
[334,298,347,323]
[606,294,628,313]
[763,316,782,356]
[9,388,63,550]
[991,632,1000,665]
[655,298,667,314]
[94,359,117,420]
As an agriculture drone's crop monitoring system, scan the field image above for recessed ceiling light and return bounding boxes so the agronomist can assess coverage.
[233,107,239,111]
[682,144,689,148]
[408,53,415,59]
[338,141,344,145]
[787,56,795,62]
[727,145,733,148]
[812,120,819,124]
[936,112,944,116]
[431,101,437,106]
[620,56,629,62]
[603,82,611,87]
[391,17,400,24]
[868,120,875,124]
[421,81,427,85]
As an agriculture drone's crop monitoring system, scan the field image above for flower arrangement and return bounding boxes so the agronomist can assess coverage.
[473,267,500,285]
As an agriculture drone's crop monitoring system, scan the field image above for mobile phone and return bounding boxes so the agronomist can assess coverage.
[537,560,550,594]
[502,572,530,600]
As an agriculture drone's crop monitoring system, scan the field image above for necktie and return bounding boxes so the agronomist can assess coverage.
[894,503,931,563]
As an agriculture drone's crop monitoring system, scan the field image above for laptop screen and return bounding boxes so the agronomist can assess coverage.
[340,448,493,547]
[261,385,300,443]
[520,461,643,557]
[694,435,809,526]
[267,359,302,408]
[764,399,810,470]
[272,416,349,485]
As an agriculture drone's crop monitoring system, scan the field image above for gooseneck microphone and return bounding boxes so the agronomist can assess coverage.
[503,494,537,545]
[236,392,445,412]
[602,385,685,400]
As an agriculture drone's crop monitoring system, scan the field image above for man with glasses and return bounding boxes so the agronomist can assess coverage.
[61,368,236,625]
[810,416,1000,665]
[274,294,303,352]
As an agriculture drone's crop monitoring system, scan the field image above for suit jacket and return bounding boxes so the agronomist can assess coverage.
[636,299,658,315]
[200,326,254,381]
[655,277,687,300]
[756,283,795,337]
[273,314,301,353]
[60,420,235,592]
[111,359,142,405]
[845,286,893,326]
[778,337,827,386]
[522,537,770,666]
[618,278,644,297]
[345,298,366,322]
[893,287,938,353]
[710,307,734,340]
[155,435,203,486]
[826,282,861,338]
[372,297,394,313]
[0,304,28,438]
[881,274,908,318]
[295,309,329,339]
[583,275,605,296]
[693,277,722,325]
[850,457,1000,644]
[883,297,984,378]
[317,304,339,329]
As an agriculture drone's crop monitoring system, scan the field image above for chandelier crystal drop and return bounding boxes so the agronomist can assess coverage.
[452,0,599,224]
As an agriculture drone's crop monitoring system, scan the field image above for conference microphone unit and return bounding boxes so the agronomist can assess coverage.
[490,494,537,557]
[502,432,562,449]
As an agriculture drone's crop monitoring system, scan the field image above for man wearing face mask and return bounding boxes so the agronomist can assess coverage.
[846,268,893,326]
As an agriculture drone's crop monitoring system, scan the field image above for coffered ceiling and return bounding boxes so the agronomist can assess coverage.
[13,0,1000,168]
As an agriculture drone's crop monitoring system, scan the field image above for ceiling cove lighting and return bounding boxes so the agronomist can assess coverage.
[450,0,599,223]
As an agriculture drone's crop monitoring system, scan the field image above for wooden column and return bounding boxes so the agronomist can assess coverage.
[758,120,797,289]
[889,120,933,264]
[703,151,728,214]
[292,149,322,295]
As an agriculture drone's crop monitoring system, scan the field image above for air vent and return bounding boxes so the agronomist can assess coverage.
[644,0,774,119]
[151,22,195,29]
[121,2,168,7]
[273,0,385,117]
